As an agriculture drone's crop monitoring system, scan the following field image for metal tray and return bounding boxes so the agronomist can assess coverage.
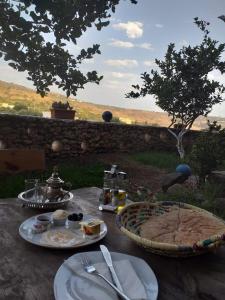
[18,190,73,210]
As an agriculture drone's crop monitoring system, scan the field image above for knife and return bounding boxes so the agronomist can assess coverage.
[100,245,123,292]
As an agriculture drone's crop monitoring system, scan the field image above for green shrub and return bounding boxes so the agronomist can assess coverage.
[155,182,225,219]
[0,163,104,198]
[155,187,197,205]
[13,102,28,111]
[130,151,179,171]
[111,117,124,123]
[189,129,225,183]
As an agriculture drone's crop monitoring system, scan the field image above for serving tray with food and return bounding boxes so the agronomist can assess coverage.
[19,209,107,249]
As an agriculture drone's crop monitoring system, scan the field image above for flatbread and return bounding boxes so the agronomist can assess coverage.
[41,229,83,247]
[140,206,225,246]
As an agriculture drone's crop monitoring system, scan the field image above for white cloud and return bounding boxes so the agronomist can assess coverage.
[208,70,225,85]
[109,39,134,48]
[104,79,121,89]
[104,73,139,89]
[179,39,189,47]
[109,17,121,23]
[220,52,225,61]
[143,60,157,68]
[82,58,95,64]
[111,72,128,79]
[113,21,143,39]
[105,59,138,68]
[138,43,153,50]
[111,72,136,79]
[106,79,120,85]
[109,39,153,50]
[155,23,163,28]
[65,42,82,55]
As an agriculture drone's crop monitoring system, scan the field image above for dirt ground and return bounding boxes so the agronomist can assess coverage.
[74,152,166,194]
[50,151,167,197]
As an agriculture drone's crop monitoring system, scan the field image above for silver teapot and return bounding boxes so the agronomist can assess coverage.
[46,166,64,201]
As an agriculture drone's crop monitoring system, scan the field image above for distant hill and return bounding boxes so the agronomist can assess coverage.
[0,80,225,130]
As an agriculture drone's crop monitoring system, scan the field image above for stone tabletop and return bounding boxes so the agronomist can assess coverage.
[1,187,225,300]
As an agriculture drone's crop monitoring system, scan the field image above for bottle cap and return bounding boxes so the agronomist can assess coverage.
[111,165,119,174]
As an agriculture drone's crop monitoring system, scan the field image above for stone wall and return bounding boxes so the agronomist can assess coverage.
[0,114,199,159]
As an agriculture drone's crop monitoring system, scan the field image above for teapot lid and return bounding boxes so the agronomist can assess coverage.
[46,166,64,187]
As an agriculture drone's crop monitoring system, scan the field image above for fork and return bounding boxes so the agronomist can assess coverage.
[81,254,131,300]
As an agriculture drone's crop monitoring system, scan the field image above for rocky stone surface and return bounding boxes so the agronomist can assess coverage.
[207,171,225,196]
[161,172,189,192]
[0,114,197,160]
[167,183,185,195]
[208,171,225,185]
[183,175,199,189]
[214,198,225,211]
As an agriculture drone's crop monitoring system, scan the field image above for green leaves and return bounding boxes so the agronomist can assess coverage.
[127,18,225,130]
[189,129,225,182]
[0,0,137,97]
[194,17,210,35]
[218,15,225,23]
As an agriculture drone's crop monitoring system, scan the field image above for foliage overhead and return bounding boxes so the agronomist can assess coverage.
[127,18,225,130]
[207,119,221,132]
[218,15,225,23]
[0,0,137,97]
[51,101,73,110]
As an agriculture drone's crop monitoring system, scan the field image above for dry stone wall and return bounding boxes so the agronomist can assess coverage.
[0,114,198,159]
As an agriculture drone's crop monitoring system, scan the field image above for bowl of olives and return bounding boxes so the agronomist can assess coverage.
[67,213,83,229]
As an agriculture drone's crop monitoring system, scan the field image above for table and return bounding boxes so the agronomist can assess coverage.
[1,187,225,300]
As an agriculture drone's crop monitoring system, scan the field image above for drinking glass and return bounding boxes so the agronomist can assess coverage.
[24,179,39,191]
[24,179,38,200]
[24,179,48,202]
[36,183,48,203]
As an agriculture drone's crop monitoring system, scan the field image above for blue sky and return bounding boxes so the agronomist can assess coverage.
[1,0,225,116]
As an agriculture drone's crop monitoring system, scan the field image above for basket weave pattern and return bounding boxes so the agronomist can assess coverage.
[117,201,225,257]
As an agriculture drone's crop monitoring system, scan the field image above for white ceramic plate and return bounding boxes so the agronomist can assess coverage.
[54,251,158,300]
[19,213,107,249]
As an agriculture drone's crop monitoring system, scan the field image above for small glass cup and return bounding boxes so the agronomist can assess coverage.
[24,179,47,202]
[24,179,39,191]
[36,183,48,203]
[24,179,39,200]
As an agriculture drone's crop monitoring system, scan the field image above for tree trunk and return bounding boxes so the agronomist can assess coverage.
[167,128,187,160]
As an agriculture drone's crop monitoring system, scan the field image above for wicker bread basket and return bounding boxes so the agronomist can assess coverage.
[116,201,225,257]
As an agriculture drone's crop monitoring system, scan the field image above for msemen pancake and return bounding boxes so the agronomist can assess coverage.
[140,206,225,246]
[41,229,83,247]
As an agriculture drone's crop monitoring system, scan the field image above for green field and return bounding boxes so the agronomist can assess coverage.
[0,163,104,198]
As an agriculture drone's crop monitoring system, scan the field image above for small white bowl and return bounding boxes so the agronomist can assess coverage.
[52,217,67,226]
[36,215,51,226]
[67,219,81,230]
[32,223,47,234]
